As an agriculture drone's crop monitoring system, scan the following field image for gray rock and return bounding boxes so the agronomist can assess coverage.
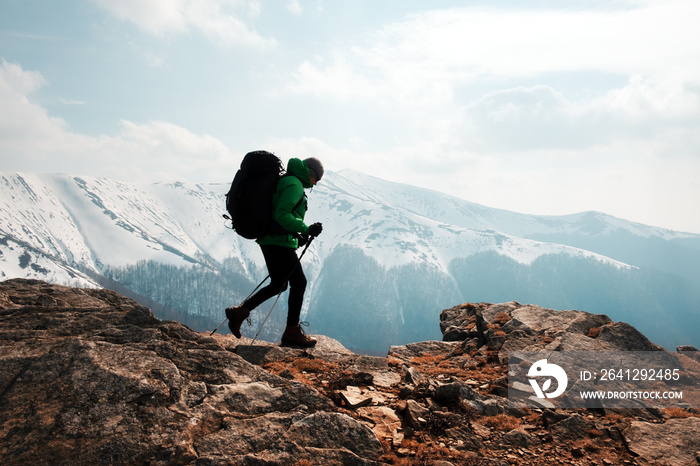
[498,429,542,449]
[478,396,527,418]
[442,326,475,341]
[510,305,611,336]
[404,365,425,385]
[677,346,700,362]
[624,417,700,466]
[404,399,430,429]
[541,409,569,428]
[434,381,480,404]
[444,426,483,451]
[0,279,381,466]
[438,300,670,355]
[356,406,402,442]
[389,340,461,363]
[235,334,355,366]
[278,411,384,460]
[549,413,595,443]
[371,370,402,389]
[339,386,374,409]
[194,411,298,458]
[440,304,481,335]
[543,331,606,351]
[596,321,664,351]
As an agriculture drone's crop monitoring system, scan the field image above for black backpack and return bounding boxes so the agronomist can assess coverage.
[225,150,285,239]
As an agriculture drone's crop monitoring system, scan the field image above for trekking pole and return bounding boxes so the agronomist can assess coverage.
[251,236,315,345]
[209,274,270,336]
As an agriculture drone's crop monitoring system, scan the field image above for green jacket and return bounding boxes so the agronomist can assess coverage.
[257,158,313,249]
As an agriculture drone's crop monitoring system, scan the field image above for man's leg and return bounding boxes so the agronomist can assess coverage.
[227,244,292,338]
[286,260,307,327]
[281,255,316,347]
[245,244,293,309]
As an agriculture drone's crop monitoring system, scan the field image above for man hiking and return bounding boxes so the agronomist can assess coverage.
[226,157,324,347]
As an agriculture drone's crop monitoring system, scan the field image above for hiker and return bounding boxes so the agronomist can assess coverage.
[226,157,324,347]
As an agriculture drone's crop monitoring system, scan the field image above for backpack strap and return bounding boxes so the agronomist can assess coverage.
[278,173,307,213]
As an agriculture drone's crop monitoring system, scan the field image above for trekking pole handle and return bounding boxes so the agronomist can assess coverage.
[298,234,314,260]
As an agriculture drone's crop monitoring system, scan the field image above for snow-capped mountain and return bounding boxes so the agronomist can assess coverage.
[1,170,699,353]
[0,170,631,274]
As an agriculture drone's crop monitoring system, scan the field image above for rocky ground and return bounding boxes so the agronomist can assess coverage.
[1,278,699,465]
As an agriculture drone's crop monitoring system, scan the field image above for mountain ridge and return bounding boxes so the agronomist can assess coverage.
[1,170,699,352]
[333,169,698,240]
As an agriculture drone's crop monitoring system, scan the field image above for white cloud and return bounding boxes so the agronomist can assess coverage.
[286,53,379,102]
[459,77,700,152]
[91,0,188,35]
[0,61,236,183]
[0,59,71,146]
[286,0,302,17]
[284,1,700,107]
[0,59,46,94]
[461,85,575,151]
[600,76,700,121]
[91,0,275,47]
[107,120,236,181]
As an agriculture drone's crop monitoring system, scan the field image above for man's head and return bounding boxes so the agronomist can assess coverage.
[304,157,324,185]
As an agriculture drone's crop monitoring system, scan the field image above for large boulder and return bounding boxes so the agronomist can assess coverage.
[0,279,383,465]
[624,417,700,466]
[439,300,664,355]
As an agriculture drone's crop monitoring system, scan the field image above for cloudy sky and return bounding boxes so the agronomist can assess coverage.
[1,0,699,233]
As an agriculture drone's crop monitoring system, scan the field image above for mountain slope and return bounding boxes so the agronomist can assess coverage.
[332,170,700,275]
[1,170,698,353]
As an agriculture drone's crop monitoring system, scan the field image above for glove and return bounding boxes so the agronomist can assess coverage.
[308,222,323,238]
[296,233,309,247]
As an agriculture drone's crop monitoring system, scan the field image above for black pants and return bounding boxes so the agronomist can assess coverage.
[244,244,306,327]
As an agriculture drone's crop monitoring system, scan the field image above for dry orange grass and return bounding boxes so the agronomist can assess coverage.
[409,354,445,366]
[292,358,338,373]
[664,407,691,419]
[573,438,601,453]
[481,414,520,431]
[408,353,468,378]
[261,361,288,374]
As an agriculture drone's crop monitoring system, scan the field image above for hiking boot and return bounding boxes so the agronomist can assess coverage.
[225,304,250,339]
[281,322,317,348]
